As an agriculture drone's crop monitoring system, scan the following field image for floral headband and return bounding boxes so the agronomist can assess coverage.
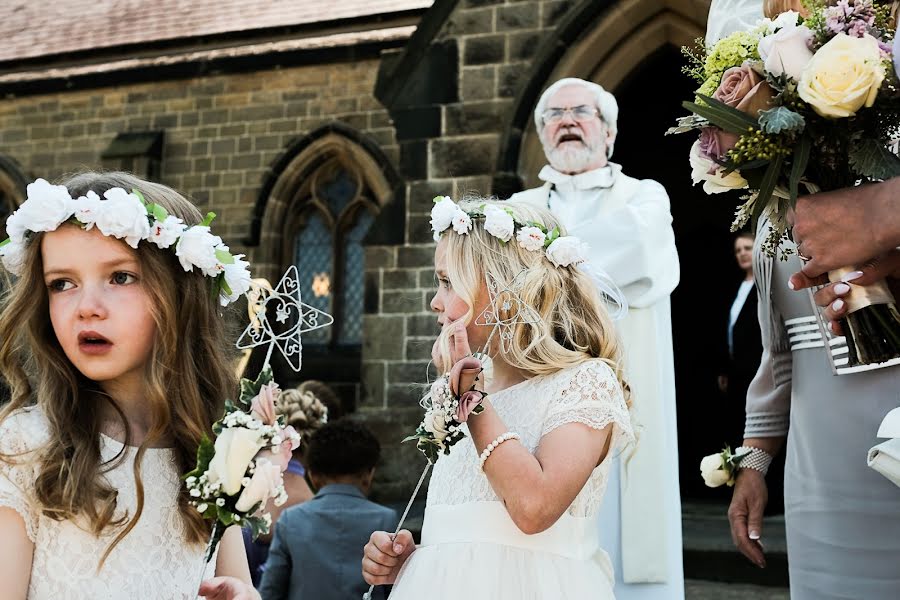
[0,178,252,306]
[429,196,588,268]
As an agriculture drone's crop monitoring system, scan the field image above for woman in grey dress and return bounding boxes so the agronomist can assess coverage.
[727,226,900,599]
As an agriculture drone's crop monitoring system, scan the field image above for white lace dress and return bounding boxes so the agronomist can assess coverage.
[389,360,634,599]
[0,406,216,599]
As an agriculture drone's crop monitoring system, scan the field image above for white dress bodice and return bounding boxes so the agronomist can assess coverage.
[0,406,216,600]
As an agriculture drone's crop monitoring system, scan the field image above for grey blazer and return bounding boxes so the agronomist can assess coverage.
[259,483,397,600]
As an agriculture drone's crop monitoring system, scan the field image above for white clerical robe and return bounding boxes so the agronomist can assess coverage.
[510,163,684,600]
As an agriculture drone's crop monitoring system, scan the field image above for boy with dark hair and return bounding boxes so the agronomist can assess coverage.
[259,419,397,600]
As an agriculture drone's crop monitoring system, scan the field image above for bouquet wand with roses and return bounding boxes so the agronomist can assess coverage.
[672,1,900,368]
[186,267,333,589]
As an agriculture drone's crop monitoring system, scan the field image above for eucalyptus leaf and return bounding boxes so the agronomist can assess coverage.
[789,135,811,203]
[758,107,806,135]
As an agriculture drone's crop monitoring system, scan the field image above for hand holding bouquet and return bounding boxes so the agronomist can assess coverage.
[185,367,301,563]
[673,1,900,367]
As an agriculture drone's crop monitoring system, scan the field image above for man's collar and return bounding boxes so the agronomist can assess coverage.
[315,483,366,499]
[538,163,622,190]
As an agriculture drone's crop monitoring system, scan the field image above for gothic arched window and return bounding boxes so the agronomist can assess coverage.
[283,155,379,351]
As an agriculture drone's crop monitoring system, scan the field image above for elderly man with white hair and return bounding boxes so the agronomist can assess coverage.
[509,77,683,600]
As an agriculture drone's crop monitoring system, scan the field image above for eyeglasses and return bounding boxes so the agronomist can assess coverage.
[541,105,599,124]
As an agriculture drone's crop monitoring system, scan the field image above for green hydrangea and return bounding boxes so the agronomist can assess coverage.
[696,76,720,99]
[704,30,761,81]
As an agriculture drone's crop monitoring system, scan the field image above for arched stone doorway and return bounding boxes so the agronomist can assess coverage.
[501,0,748,499]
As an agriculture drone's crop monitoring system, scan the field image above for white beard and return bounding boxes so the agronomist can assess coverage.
[543,140,601,173]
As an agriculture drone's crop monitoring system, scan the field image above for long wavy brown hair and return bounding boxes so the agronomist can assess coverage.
[0,172,238,565]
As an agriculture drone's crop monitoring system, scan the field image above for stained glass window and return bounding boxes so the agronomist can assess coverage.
[290,158,379,350]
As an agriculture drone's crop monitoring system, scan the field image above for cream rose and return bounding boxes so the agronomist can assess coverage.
[423,408,450,442]
[234,458,283,512]
[205,427,267,496]
[95,188,150,249]
[700,453,731,488]
[483,205,515,242]
[798,33,885,118]
[689,140,749,194]
[759,24,814,81]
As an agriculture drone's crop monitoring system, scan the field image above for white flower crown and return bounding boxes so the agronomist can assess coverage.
[430,196,588,268]
[0,178,252,306]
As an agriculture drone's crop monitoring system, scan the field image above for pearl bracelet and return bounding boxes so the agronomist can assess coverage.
[736,446,774,476]
[479,432,520,470]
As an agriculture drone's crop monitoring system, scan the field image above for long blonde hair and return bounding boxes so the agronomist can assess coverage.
[435,198,629,403]
[0,172,237,563]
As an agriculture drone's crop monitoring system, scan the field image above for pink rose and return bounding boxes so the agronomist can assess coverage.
[698,127,739,169]
[455,390,485,423]
[250,382,280,425]
[448,356,483,397]
[713,65,775,118]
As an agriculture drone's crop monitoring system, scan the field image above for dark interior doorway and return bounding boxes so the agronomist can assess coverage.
[613,45,752,500]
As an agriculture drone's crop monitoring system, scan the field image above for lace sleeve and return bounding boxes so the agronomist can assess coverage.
[0,407,47,542]
[541,360,634,446]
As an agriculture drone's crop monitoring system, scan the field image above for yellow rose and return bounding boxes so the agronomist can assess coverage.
[798,33,886,118]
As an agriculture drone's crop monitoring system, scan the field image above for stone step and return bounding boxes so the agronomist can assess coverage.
[686,579,789,599]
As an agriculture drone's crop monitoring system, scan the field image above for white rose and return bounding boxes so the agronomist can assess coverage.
[0,239,27,275]
[516,226,546,252]
[94,188,150,249]
[430,196,457,240]
[423,408,450,442]
[14,178,73,237]
[700,453,731,488]
[72,191,103,230]
[545,236,588,268]
[205,427,267,496]
[221,254,252,306]
[175,226,222,275]
[798,33,885,118]
[148,215,187,249]
[689,140,749,194]
[759,24,814,81]
[234,458,283,513]
[4,212,26,245]
[451,208,472,235]
[483,205,515,242]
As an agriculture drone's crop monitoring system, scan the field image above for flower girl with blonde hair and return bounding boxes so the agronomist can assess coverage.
[362,197,634,599]
[0,172,259,599]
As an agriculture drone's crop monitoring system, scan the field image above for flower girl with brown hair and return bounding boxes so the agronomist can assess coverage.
[0,172,259,599]
[362,197,634,598]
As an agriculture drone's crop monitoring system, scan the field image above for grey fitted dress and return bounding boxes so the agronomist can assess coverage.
[745,229,900,599]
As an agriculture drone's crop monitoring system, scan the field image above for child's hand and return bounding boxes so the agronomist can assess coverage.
[198,576,261,600]
[362,529,416,586]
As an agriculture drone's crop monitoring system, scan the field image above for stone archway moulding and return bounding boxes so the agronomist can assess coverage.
[252,125,398,282]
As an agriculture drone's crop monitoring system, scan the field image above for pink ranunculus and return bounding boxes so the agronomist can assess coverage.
[698,127,739,171]
[250,382,280,425]
[448,356,483,397]
[455,390,485,423]
[713,65,775,118]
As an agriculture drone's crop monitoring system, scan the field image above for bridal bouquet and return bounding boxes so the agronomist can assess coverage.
[185,367,300,562]
[404,356,486,464]
[672,1,900,366]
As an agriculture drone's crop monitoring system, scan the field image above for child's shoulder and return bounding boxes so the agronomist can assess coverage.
[0,405,51,453]
[546,359,618,387]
